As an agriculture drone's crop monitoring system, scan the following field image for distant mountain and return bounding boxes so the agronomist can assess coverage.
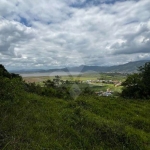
[78,60,150,73]
[10,60,150,74]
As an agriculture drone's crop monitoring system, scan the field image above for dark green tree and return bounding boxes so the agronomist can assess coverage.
[0,64,11,78]
[121,62,150,99]
[53,75,61,86]
[43,80,55,88]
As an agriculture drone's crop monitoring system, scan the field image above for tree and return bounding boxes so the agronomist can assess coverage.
[121,62,150,99]
[43,80,55,88]
[0,64,22,80]
[0,64,11,78]
[53,75,61,86]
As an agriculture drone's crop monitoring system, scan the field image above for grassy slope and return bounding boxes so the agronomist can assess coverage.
[0,94,150,150]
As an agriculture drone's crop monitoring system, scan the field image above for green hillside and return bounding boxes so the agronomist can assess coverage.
[0,65,150,150]
[1,94,150,149]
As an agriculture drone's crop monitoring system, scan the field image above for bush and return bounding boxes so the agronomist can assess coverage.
[0,77,24,102]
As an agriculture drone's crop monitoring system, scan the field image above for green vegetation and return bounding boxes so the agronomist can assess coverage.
[121,62,150,99]
[0,64,150,149]
[23,72,125,94]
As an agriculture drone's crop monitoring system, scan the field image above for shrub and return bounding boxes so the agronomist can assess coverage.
[0,77,24,102]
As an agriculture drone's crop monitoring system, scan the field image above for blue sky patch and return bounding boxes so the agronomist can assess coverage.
[20,17,31,27]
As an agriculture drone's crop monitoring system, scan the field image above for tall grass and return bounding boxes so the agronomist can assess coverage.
[1,93,150,149]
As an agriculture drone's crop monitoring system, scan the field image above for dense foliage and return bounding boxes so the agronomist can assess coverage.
[121,62,150,99]
[0,65,25,102]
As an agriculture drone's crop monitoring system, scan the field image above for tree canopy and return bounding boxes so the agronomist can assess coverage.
[121,62,150,99]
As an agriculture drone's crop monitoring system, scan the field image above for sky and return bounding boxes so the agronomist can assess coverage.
[0,0,150,70]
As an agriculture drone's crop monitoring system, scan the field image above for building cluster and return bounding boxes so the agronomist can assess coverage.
[95,89,114,97]
[86,79,121,85]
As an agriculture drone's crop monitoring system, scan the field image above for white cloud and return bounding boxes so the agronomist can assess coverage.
[0,0,150,70]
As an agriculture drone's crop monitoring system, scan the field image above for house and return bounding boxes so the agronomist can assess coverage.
[102,92,112,97]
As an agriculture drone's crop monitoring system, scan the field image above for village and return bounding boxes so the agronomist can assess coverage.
[51,76,123,97]
[84,79,122,97]
[23,73,124,97]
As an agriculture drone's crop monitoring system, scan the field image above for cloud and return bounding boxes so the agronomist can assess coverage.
[111,21,150,54]
[0,19,36,57]
[0,0,150,70]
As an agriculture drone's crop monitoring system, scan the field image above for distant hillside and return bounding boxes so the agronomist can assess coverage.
[110,60,150,72]
[11,60,150,73]
[79,60,150,73]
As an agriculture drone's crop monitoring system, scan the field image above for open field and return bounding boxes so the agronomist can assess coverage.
[23,72,126,81]
[23,72,126,93]
[90,83,123,92]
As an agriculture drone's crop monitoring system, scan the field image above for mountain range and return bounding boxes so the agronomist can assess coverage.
[10,60,150,74]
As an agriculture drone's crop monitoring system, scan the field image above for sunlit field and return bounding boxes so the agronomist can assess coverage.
[23,72,126,93]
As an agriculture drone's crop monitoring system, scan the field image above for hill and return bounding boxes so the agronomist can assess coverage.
[0,64,150,149]
[67,60,150,73]
[1,94,150,149]
[10,60,150,74]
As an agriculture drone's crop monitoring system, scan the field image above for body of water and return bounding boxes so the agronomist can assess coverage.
[20,71,82,77]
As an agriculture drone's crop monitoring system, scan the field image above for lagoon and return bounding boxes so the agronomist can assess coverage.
[20,71,82,77]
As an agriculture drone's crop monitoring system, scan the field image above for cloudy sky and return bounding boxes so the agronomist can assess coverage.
[0,0,150,70]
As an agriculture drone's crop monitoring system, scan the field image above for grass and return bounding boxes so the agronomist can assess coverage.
[89,83,123,92]
[0,93,150,149]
